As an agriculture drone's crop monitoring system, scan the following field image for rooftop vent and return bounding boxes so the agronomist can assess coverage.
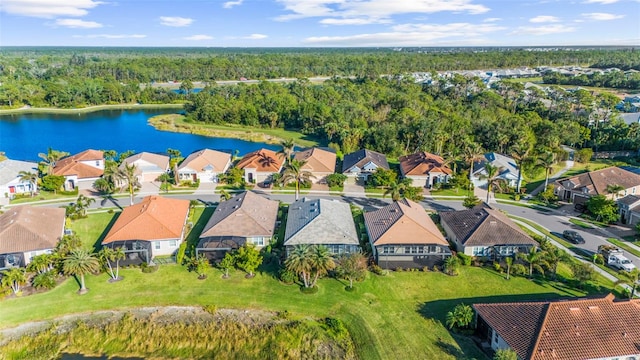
[587,306,598,310]
[569,307,580,311]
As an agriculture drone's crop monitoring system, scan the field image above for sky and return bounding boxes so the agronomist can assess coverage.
[0,0,638,47]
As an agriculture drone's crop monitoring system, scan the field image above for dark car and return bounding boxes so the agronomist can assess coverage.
[563,230,585,244]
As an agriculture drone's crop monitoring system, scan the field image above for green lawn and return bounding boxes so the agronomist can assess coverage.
[69,212,118,251]
[569,218,593,229]
[606,238,640,258]
[0,265,591,360]
[9,191,77,205]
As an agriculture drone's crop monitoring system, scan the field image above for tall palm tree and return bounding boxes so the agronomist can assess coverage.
[309,245,335,288]
[280,159,315,201]
[383,181,407,201]
[536,152,556,190]
[118,163,140,206]
[285,245,312,288]
[505,257,513,280]
[511,143,531,194]
[38,148,69,175]
[63,248,99,295]
[543,246,569,280]
[479,163,502,204]
[18,170,38,197]
[1,267,27,295]
[463,142,485,185]
[75,194,95,217]
[616,268,639,299]
[99,246,125,281]
[517,247,548,278]
[277,139,296,164]
[606,184,625,200]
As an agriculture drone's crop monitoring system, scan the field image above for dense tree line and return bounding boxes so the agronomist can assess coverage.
[543,70,640,90]
[1,48,639,108]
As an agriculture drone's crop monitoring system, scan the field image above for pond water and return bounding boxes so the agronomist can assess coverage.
[0,108,278,161]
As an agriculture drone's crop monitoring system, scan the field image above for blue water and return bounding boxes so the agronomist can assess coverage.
[0,108,278,161]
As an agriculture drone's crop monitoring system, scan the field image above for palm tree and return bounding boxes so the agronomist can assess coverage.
[27,253,55,275]
[445,303,473,330]
[280,159,315,201]
[285,245,312,288]
[479,163,502,204]
[505,256,513,280]
[219,189,231,201]
[309,245,335,288]
[383,181,407,201]
[63,248,99,294]
[118,163,140,205]
[38,148,69,175]
[517,247,548,278]
[463,142,485,185]
[1,267,27,295]
[606,184,625,200]
[511,143,531,194]
[536,152,556,190]
[277,139,296,164]
[75,194,95,217]
[543,246,569,280]
[18,170,38,197]
[94,160,120,195]
[616,268,639,299]
[99,246,125,281]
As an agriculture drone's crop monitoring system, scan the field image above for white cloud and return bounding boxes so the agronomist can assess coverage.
[54,18,102,28]
[223,0,243,8]
[159,16,194,27]
[319,17,392,25]
[276,0,489,22]
[582,0,619,3]
[304,22,504,46]
[529,15,560,23]
[73,34,146,39]
[0,0,103,18]
[483,17,502,22]
[581,12,624,20]
[244,33,268,39]
[183,34,213,40]
[512,24,576,35]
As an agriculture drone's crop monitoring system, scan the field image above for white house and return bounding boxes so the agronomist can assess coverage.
[178,149,232,183]
[120,152,170,183]
[0,159,38,203]
[471,152,521,190]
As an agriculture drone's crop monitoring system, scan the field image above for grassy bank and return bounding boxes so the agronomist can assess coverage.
[0,103,184,115]
[149,114,319,147]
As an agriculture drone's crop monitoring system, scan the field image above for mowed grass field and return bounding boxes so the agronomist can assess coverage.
[0,209,607,359]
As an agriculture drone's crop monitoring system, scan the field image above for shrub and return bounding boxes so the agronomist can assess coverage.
[422,266,430,272]
[395,266,404,272]
[370,264,386,276]
[176,242,187,265]
[457,253,472,266]
[202,304,217,315]
[324,318,349,340]
[107,209,114,214]
[432,265,440,272]
[32,271,57,290]
[326,173,347,188]
[140,262,159,273]
[279,268,297,284]
[512,264,527,277]
[594,254,605,265]
[493,262,502,273]
[574,148,594,163]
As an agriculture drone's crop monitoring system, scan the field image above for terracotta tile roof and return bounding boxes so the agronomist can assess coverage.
[399,151,452,176]
[439,205,537,247]
[121,152,170,175]
[102,196,190,244]
[178,149,232,173]
[342,149,389,173]
[53,149,104,179]
[294,147,336,173]
[236,149,284,173]
[284,198,359,246]
[474,294,640,360]
[556,166,640,196]
[199,191,279,238]
[364,199,448,246]
[0,205,65,253]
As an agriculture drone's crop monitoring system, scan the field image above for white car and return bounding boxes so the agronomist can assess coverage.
[610,255,637,272]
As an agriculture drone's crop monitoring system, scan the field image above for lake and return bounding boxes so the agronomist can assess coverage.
[0,108,278,161]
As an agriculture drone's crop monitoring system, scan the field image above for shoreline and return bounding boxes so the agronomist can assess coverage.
[148,113,319,147]
[0,103,184,115]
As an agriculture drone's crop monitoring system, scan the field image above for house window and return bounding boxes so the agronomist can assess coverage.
[155,242,161,250]
[251,237,264,246]
[404,246,411,254]
[169,240,177,247]
[418,247,425,254]
[382,246,393,254]
[96,160,100,166]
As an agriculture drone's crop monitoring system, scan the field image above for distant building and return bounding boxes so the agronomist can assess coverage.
[342,149,389,184]
[120,152,170,183]
[0,159,38,202]
[555,166,640,206]
[471,153,521,190]
[399,151,452,188]
[178,149,232,183]
[53,149,104,191]
[293,147,337,184]
[236,149,284,185]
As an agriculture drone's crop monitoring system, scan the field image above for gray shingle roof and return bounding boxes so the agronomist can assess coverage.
[0,160,38,186]
[439,205,537,247]
[472,152,519,180]
[342,149,389,173]
[284,198,359,246]
[0,205,65,253]
[199,191,279,238]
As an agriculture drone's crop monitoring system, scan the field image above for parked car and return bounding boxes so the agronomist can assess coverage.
[562,230,585,244]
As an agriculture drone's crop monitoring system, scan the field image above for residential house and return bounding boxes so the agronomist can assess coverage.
[0,159,38,202]
[0,206,65,269]
[120,152,170,183]
[471,153,521,190]
[236,148,284,185]
[341,149,389,184]
[439,205,537,258]
[399,151,452,188]
[196,191,279,260]
[364,199,451,269]
[177,149,232,183]
[555,166,640,206]
[101,196,190,264]
[473,294,640,360]
[53,149,104,191]
[284,198,359,256]
[293,147,336,184]
[618,194,640,225]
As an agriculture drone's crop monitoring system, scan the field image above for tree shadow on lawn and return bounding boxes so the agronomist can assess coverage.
[92,212,120,253]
